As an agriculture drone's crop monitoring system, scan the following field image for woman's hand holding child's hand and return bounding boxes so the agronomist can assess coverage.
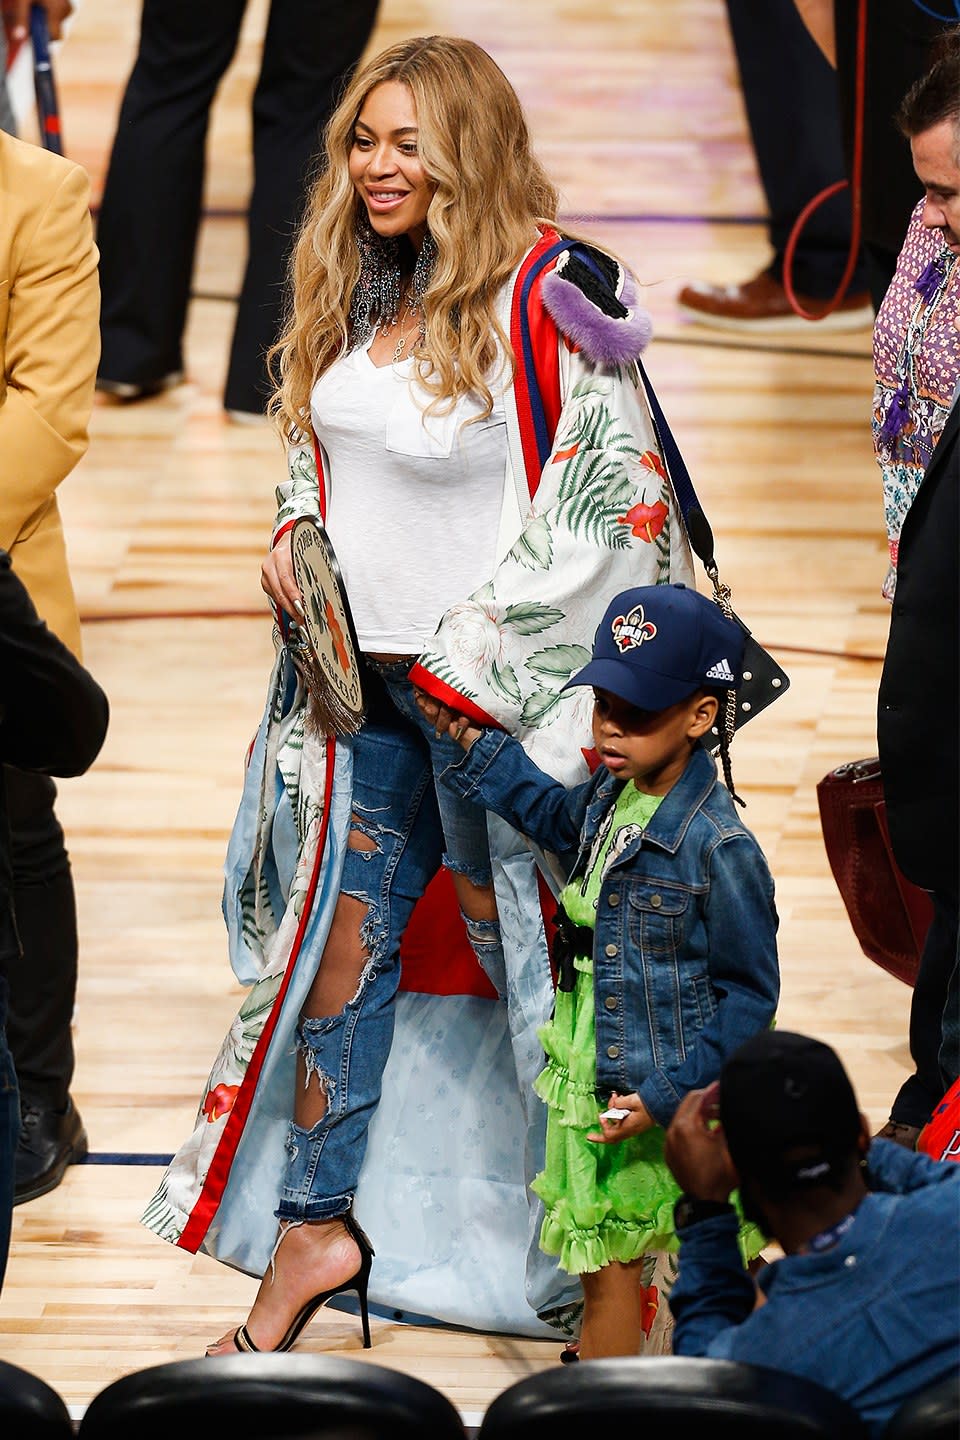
[414,689,481,750]
[587,1091,653,1144]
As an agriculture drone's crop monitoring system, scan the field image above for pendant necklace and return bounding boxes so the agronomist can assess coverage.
[381,287,422,365]
[392,320,418,364]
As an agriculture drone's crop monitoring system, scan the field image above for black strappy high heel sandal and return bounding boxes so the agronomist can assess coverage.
[231,1211,375,1353]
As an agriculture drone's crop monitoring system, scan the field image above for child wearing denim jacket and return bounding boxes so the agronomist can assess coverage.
[416,582,780,1361]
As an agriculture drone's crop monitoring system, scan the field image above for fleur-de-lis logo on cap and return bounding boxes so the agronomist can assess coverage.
[611,604,657,652]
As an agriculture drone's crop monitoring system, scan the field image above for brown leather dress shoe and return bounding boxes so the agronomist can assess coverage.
[874,1118,922,1151]
[676,267,874,333]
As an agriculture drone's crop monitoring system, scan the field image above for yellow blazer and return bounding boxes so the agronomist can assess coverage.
[0,130,100,657]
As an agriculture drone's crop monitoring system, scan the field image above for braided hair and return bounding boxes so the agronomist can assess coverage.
[711,685,744,808]
[695,564,746,807]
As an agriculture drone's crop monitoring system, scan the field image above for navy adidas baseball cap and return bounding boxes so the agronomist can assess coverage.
[563,583,745,712]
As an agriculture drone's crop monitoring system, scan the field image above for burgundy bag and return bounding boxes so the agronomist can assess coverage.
[816,756,933,988]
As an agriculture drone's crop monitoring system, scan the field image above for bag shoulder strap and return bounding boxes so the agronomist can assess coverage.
[633,356,716,569]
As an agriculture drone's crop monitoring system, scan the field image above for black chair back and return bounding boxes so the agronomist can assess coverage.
[478,1356,868,1440]
[883,1372,960,1440]
[76,1352,467,1440]
[0,1357,74,1438]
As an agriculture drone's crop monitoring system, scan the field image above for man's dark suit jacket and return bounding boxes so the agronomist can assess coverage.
[878,397,959,896]
[0,550,109,973]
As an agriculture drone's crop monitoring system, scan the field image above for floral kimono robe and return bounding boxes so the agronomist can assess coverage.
[142,231,695,1340]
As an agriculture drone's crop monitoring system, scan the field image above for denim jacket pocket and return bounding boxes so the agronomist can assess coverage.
[625,882,688,960]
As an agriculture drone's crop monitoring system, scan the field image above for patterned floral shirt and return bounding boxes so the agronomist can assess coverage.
[872,200,959,600]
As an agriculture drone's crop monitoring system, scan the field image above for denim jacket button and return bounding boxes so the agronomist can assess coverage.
[604,943,618,957]
[604,995,617,1010]
[608,892,620,906]
[606,1045,620,1058]
[650,894,662,908]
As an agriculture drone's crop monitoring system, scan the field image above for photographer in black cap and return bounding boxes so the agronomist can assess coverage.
[663,1029,959,1436]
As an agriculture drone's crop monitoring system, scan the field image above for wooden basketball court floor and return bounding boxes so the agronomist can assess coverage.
[0,0,914,1425]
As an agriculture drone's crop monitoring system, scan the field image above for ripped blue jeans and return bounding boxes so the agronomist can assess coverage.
[276,658,504,1222]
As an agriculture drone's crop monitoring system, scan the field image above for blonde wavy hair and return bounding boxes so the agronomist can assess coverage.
[267,35,561,440]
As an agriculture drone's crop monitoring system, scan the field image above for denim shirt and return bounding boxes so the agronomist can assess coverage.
[442,732,779,1126]
[670,1140,960,1437]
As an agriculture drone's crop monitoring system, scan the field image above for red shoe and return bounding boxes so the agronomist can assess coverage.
[676,267,873,333]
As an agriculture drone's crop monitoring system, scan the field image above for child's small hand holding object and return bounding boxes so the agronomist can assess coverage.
[587,1091,653,1143]
[413,688,481,749]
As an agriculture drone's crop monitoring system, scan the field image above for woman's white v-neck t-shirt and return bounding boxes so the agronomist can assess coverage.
[310,345,507,654]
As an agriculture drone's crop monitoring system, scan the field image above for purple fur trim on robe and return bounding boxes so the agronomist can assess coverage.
[541,264,653,365]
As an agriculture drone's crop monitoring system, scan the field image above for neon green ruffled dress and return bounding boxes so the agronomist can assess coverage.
[531,782,764,1276]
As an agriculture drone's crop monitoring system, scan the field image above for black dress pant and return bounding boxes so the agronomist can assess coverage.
[0,975,17,1288]
[725,0,867,298]
[96,0,379,414]
[833,0,948,312]
[891,892,960,1129]
[1,768,77,1113]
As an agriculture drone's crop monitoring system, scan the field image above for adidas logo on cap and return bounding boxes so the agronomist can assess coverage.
[705,658,736,683]
[561,584,747,713]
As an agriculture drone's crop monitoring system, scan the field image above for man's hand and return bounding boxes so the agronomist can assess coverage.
[5,1,74,43]
[663,1083,739,1203]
